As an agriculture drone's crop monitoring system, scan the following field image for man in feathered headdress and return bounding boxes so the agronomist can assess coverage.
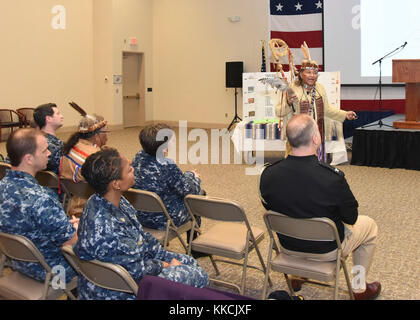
[276,42,357,162]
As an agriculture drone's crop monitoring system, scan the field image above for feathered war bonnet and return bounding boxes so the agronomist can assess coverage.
[78,114,107,134]
[68,101,107,134]
[300,41,319,72]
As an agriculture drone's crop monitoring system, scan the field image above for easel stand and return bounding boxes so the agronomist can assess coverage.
[227,88,242,131]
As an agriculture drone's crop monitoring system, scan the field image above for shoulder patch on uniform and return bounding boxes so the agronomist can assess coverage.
[318,161,345,177]
[264,158,284,169]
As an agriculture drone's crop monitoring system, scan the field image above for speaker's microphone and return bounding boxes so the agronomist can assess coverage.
[402,41,408,48]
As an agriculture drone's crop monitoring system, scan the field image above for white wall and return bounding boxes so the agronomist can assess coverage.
[112,0,154,123]
[0,0,94,129]
[0,0,155,130]
[93,0,114,126]
[152,0,270,126]
[0,1,404,132]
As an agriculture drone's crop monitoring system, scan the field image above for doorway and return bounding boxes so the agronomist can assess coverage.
[122,52,145,127]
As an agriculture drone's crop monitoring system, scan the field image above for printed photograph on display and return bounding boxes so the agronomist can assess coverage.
[233,71,347,165]
[242,71,341,123]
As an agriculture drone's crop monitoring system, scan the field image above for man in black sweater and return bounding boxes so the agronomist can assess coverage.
[259,114,381,300]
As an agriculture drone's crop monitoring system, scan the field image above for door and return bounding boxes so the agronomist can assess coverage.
[122,52,145,127]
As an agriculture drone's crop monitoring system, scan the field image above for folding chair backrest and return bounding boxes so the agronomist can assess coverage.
[16,108,35,127]
[60,179,94,198]
[264,211,340,245]
[0,109,21,123]
[0,162,11,179]
[35,170,60,189]
[184,194,246,223]
[62,246,138,295]
[124,188,167,213]
[0,232,50,271]
[124,188,192,252]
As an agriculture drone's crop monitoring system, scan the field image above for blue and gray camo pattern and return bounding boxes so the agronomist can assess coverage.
[131,151,201,230]
[45,133,63,175]
[74,194,209,300]
[0,170,76,283]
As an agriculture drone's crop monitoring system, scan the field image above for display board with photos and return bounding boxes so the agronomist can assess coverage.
[232,71,346,165]
[242,71,341,126]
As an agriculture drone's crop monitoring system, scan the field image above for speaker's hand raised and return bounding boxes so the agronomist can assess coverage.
[346,111,358,120]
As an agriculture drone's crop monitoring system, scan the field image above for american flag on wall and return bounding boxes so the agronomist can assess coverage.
[269,0,324,72]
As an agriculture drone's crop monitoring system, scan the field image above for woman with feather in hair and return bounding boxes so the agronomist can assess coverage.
[59,108,109,217]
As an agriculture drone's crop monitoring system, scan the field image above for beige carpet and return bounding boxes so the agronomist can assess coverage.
[1,126,419,300]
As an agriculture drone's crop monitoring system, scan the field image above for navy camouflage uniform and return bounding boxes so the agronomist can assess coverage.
[74,194,209,300]
[0,170,76,283]
[131,150,202,230]
[45,133,63,175]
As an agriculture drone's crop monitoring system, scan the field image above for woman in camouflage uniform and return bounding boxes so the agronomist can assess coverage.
[131,123,202,230]
[74,148,209,300]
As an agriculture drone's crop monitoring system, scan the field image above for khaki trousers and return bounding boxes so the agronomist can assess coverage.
[281,215,378,280]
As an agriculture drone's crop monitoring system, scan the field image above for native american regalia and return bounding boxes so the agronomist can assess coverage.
[59,112,107,217]
[275,42,347,162]
[276,82,347,161]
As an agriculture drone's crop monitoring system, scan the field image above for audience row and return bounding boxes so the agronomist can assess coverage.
[0,104,381,300]
[0,103,207,300]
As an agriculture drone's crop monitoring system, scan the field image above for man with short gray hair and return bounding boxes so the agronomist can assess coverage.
[259,114,381,300]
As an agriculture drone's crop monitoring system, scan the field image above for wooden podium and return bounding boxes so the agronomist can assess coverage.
[392,59,420,129]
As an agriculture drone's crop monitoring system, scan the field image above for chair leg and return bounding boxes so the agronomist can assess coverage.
[174,230,189,253]
[240,250,250,295]
[334,279,339,300]
[0,253,6,275]
[334,256,342,300]
[284,274,296,296]
[209,255,220,276]
[261,238,274,300]
[253,240,273,287]
[64,288,77,300]
[42,272,52,300]
[209,278,241,294]
[64,276,78,300]
[341,260,355,300]
[62,194,68,212]
[163,225,171,249]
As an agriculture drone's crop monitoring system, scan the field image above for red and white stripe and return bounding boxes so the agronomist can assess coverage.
[270,12,323,71]
[341,87,405,113]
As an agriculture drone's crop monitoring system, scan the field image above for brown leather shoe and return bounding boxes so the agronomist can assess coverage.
[353,282,382,300]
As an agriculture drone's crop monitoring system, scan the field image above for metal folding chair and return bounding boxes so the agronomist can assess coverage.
[0,109,22,141]
[124,188,192,252]
[0,162,11,179]
[0,232,77,300]
[35,170,69,209]
[62,245,138,296]
[184,194,271,295]
[262,210,354,300]
[60,179,95,215]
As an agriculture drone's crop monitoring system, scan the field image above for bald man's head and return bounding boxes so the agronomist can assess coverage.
[286,114,318,148]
